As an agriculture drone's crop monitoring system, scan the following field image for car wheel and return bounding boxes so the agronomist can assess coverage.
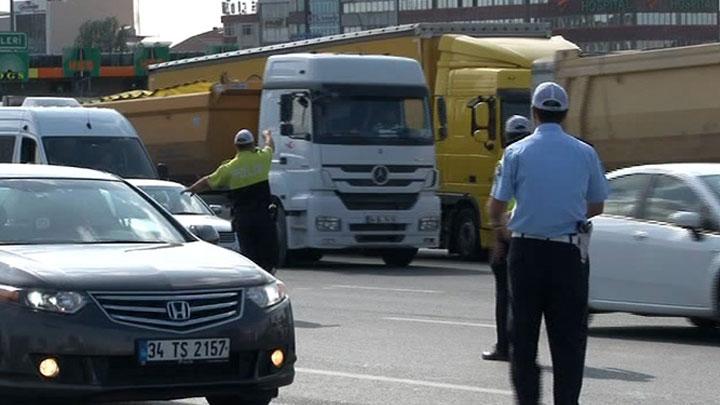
[381,248,418,267]
[688,317,720,329]
[206,396,272,405]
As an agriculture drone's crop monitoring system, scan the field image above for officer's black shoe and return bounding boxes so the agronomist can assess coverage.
[481,347,509,362]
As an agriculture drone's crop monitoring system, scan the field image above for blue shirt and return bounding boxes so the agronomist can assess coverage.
[491,123,609,237]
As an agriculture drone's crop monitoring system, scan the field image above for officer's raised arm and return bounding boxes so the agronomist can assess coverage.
[262,130,275,152]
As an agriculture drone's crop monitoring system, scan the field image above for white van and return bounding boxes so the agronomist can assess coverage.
[0,107,157,179]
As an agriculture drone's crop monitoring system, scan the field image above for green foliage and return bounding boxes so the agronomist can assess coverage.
[75,17,129,52]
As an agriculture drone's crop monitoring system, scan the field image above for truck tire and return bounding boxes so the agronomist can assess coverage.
[381,248,418,267]
[453,208,483,261]
[291,249,323,264]
[275,205,289,268]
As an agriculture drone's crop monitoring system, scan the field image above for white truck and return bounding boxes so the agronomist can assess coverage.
[260,54,441,266]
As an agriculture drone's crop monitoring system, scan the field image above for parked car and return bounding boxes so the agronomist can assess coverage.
[0,164,295,403]
[128,179,240,252]
[590,163,720,329]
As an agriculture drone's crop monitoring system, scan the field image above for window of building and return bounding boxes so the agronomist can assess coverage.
[242,25,253,36]
[437,0,459,8]
[225,25,236,36]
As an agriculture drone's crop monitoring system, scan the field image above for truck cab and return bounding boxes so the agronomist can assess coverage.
[260,54,440,266]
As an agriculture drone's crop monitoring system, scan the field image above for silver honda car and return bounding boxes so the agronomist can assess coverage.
[0,164,295,404]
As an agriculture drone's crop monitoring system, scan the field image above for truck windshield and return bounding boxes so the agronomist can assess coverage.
[314,96,432,146]
[43,137,156,179]
[0,136,14,163]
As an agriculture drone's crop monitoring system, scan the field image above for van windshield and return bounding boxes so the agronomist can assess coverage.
[0,136,15,163]
[43,137,156,179]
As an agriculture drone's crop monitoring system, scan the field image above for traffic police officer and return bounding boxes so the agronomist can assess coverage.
[482,115,532,362]
[488,82,609,405]
[185,129,278,273]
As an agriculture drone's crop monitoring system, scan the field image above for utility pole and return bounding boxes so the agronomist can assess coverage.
[304,0,311,39]
[9,0,15,31]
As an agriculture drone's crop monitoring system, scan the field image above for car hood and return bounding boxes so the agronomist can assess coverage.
[173,215,233,232]
[0,242,270,291]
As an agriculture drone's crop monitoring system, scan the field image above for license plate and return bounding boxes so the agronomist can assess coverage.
[366,215,397,224]
[138,338,230,364]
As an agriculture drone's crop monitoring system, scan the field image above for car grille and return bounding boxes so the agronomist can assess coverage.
[89,289,244,334]
[219,231,237,244]
[336,192,419,210]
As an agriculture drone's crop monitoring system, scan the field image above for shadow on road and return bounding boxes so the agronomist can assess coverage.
[541,365,655,383]
[589,325,720,347]
[284,259,484,277]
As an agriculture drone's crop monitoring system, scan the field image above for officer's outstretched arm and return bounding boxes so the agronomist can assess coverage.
[184,176,212,194]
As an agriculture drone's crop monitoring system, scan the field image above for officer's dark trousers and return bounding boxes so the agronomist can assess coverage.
[490,241,510,354]
[232,209,278,273]
[507,237,589,405]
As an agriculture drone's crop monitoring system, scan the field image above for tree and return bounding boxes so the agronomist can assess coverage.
[75,17,130,52]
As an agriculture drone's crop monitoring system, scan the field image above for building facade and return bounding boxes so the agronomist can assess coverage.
[226,0,719,51]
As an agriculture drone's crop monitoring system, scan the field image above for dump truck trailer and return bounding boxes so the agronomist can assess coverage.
[545,42,720,170]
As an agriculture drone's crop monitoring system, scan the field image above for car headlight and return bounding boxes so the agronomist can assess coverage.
[0,285,87,314]
[247,281,288,308]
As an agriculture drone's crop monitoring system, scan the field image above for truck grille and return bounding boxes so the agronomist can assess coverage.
[326,165,429,173]
[355,235,405,243]
[336,192,418,210]
[349,223,407,232]
[344,179,416,187]
[89,290,244,334]
[219,232,237,244]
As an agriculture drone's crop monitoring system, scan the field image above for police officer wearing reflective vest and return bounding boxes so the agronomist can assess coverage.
[482,115,532,362]
[185,129,278,273]
[488,82,609,405]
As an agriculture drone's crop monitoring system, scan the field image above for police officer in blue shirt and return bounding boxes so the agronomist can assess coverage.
[482,115,532,362]
[488,82,609,405]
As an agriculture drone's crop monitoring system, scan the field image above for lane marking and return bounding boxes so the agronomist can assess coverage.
[296,367,512,396]
[329,285,442,294]
[384,316,496,328]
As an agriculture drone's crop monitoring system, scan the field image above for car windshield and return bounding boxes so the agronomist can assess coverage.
[313,96,432,146]
[43,137,156,179]
[0,179,187,245]
[139,185,212,215]
[699,175,720,203]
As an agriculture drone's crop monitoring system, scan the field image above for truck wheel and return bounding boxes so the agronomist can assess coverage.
[381,248,418,267]
[275,205,289,268]
[453,208,482,261]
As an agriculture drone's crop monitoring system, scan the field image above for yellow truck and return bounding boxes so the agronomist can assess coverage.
[96,23,578,260]
[539,42,720,171]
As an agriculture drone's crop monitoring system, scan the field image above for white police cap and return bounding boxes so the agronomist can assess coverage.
[233,129,255,145]
[505,115,531,134]
[532,82,569,112]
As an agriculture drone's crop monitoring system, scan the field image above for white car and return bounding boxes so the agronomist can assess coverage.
[128,179,240,252]
[590,163,720,329]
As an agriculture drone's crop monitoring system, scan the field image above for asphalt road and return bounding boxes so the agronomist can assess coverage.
[116,250,720,405]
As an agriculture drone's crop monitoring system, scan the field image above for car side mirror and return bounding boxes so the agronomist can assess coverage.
[670,211,702,229]
[208,204,223,216]
[189,224,220,244]
[669,211,703,240]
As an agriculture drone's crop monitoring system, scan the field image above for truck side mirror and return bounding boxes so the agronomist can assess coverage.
[280,94,293,123]
[280,123,294,136]
[157,163,170,180]
[436,97,448,140]
[473,103,490,128]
